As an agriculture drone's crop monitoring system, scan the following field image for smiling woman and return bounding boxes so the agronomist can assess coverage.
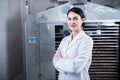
[67,8,85,38]
[53,7,94,80]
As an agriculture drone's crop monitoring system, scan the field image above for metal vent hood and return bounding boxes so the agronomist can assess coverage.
[57,0,87,4]
[36,2,120,23]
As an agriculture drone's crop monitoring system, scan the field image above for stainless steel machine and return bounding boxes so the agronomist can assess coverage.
[24,2,120,80]
[25,15,57,80]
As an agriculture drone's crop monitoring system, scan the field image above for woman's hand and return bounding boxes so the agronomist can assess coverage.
[54,49,62,61]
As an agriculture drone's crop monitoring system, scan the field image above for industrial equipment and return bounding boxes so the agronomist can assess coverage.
[24,2,120,80]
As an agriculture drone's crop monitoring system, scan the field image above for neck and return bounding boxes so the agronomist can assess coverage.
[71,30,81,40]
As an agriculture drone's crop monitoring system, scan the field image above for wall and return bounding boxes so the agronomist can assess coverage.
[91,0,119,7]
[29,0,55,14]
[0,1,8,80]
[0,0,23,80]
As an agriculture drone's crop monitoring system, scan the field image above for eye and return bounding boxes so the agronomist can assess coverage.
[68,17,71,20]
[73,17,78,20]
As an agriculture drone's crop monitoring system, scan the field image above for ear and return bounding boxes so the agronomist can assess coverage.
[81,18,85,22]
[81,18,85,26]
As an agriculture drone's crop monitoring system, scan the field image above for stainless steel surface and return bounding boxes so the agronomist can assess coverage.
[25,15,40,80]
[36,2,120,23]
[29,0,55,14]
[39,23,55,80]
[25,15,56,80]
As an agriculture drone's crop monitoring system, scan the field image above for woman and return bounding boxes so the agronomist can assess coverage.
[53,7,93,80]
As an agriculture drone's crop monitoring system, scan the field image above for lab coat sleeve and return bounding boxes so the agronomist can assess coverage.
[53,38,66,72]
[55,37,93,74]
[53,54,64,72]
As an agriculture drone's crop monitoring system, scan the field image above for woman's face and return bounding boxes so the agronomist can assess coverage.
[67,11,84,32]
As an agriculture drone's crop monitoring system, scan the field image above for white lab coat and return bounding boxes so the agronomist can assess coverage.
[53,30,93,80]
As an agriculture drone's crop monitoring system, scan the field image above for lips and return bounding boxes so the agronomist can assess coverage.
[70,25,75,28]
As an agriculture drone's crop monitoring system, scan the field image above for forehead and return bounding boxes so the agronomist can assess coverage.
[67,11,81,18]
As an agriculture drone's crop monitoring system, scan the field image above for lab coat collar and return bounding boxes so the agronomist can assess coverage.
[69,30,85,41]
[66,30,85,51]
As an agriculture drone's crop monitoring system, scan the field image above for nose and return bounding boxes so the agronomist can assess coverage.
[69,19,75,24]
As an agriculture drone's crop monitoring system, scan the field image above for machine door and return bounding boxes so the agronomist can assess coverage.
[25,15,40,80]
[25,15,56,80]
[84,23,119,80]
[38,23,56,80]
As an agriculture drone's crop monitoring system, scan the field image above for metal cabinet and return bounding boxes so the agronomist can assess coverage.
[25,15,56,80]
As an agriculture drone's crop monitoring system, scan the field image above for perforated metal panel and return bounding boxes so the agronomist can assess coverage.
[55,25,64,80]
[83,23,119,80]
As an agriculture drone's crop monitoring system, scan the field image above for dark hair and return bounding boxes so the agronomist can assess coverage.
[67,7,85,18]
[67,7,85,26]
